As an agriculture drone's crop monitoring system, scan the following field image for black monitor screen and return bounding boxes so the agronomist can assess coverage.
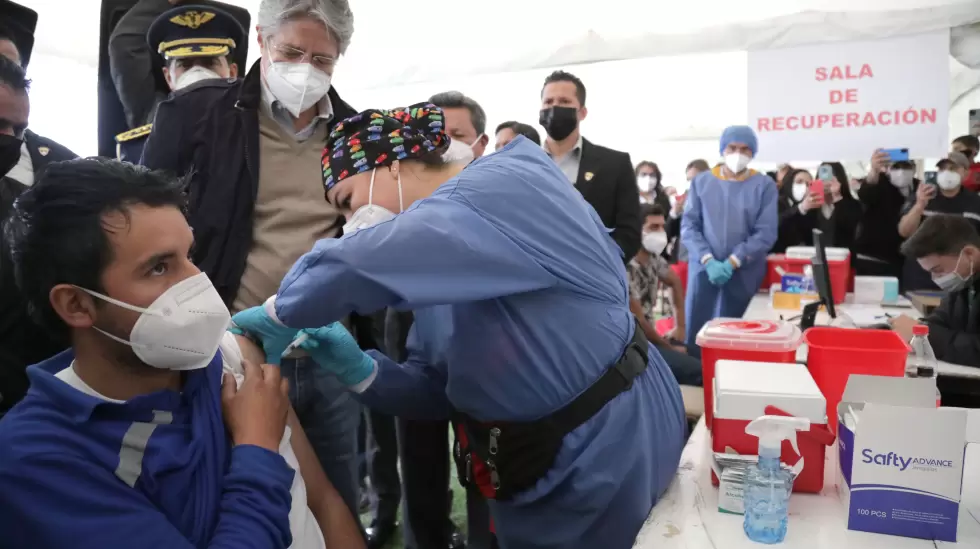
[811,228,837,318]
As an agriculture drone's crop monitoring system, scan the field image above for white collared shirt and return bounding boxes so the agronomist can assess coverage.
[260,79,334,142]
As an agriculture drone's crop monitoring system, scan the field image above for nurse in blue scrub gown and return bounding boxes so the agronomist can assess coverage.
[231,103,687,549]
[681,126,779,353]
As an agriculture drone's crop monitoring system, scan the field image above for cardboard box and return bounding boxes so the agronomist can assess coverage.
[906,291,943,316]
[837,375,968,542]
[853,276,900,304]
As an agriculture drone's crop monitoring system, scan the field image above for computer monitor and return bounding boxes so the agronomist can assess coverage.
[800,228,836,330]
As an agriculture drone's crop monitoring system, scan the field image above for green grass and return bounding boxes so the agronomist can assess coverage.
[359,464,470,549]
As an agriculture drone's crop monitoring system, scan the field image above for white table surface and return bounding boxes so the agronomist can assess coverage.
[742,293,980,380]
[634,416,980,548]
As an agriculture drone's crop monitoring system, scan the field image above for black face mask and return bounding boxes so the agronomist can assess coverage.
[539,106,579,141]
[0,134,23,179]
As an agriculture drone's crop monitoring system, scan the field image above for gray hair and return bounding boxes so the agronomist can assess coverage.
[257,0,355,55]
[428,91,487,136]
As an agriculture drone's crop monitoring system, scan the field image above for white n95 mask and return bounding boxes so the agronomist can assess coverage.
[443,135,482,164]
[343,168,404,234]
[725,153,751,174]
[637,175,654,193]
[266,61,332,117]
[937,171,962,191]
[642,231,669,255]
[78,272,230,371]
[173,66,221,90]
[792,182,808,202]
[889,170,913,188]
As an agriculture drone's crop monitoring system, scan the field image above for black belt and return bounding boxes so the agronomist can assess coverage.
[453,322,649,500]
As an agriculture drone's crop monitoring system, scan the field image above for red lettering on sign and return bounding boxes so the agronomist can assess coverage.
[845,89,858,103]
[816,64,874,81]
[755,107,940,132]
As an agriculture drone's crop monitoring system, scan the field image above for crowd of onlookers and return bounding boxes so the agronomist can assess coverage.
[629,135,980,327]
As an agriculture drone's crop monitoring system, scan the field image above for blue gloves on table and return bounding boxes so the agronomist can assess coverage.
[230,305,300,365]
[297,323,376,387]
[705,259,734,286]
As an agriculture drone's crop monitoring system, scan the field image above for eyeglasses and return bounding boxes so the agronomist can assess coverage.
[269,41,337,72]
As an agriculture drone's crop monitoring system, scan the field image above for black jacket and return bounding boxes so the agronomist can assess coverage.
[774,196,862,254]
[139,62,382,351]
[141,60,356,304]
[854,175,918,267]
[575,139,641,261]
[1,131,76,414]
[927,279,980,367]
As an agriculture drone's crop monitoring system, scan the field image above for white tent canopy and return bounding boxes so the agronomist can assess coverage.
[19,0,980,185]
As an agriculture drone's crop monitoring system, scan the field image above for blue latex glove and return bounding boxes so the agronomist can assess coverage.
[298,323,376,387]
[230,306,302,365]
[705,259,733,286]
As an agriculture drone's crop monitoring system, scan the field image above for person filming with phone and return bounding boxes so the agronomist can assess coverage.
[853,149,920,286]
[898,152,980,291]
[774,163,861,253]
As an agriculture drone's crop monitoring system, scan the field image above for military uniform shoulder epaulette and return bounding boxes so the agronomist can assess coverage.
[115,124,153,143]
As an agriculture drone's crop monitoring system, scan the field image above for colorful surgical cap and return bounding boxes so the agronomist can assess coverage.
[322,103,449,192]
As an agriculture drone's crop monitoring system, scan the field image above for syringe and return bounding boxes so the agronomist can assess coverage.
[281,332,310,358]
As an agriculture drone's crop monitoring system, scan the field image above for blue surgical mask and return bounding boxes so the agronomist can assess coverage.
[933,250,974,293]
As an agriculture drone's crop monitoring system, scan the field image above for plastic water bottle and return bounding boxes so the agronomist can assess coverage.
[743,416,810,544]
[801,265,815,295]
[907,325,941,406]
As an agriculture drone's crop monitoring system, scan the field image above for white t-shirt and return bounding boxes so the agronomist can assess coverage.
[55,333,325,549]
[6,142,34,187]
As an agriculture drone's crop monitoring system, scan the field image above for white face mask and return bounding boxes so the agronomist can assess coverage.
[637,175,656,193]
[889,170,913,188]
[937,171,962,191]
[77,272,230,371]
[792,182,808,202]
[642,231,669,255]
[265,59,332,118]
[343,168,403,234]
[724,153,751,174]
[443,135,483,164]
[172,66,221,90]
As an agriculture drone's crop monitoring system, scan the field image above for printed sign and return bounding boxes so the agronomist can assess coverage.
[748,31,950,163]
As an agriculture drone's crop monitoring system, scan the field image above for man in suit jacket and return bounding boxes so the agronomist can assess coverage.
[539,70,641,261]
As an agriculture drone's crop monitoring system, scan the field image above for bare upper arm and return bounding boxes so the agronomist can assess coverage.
[233,334,265,365]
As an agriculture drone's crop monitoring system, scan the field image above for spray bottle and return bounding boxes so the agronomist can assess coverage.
[742,415,810,544]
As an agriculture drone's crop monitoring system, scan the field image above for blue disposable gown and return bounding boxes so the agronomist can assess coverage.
[274,137,686,549]
[681,166,778,349]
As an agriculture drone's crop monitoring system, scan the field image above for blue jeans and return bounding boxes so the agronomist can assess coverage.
[654,343,703,386]
[280,357,362,521]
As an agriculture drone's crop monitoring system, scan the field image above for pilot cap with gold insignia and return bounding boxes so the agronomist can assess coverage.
[147,4,245,63]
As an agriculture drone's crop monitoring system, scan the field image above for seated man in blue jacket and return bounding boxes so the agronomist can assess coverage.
[0,158,363,549]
